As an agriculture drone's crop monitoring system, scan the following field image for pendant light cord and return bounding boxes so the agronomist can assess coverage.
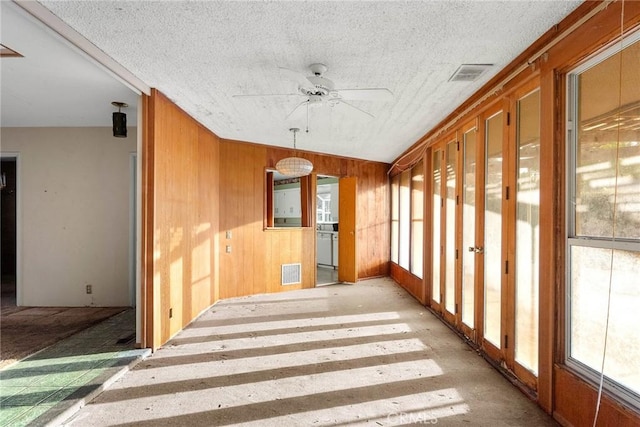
[592,2,624,425]
[289,127,299,155]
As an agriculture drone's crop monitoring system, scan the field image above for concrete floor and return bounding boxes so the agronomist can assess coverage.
[61,278,558,426]
[316,265,339,286]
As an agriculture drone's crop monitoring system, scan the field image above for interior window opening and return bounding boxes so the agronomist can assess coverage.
[265,170,312,228]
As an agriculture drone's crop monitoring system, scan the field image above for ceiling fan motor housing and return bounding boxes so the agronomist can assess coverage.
[301,74,335,97]
[309,63,328,76]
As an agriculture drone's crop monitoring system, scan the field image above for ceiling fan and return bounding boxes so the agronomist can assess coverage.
[233,63,393,120]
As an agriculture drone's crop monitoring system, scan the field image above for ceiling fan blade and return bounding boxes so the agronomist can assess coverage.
[285,100,309,120]
[232,93,301,98]
[334,88,393,102]
[335,99,374,118]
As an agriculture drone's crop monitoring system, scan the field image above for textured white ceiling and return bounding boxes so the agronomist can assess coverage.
[0,2,139,128]
[10,1,582,162]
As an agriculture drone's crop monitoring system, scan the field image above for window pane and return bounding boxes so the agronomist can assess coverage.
[515,90,540,375]
[575,40,640,240]
[484,112,503,347]
[432,150,442,303]
[391,174,400,264]
[462,129,476,328]
[445,142,457,314]
[570,246,640,397]
[568,35,640,409]
[411,162,424,278]
[399,170,411,270]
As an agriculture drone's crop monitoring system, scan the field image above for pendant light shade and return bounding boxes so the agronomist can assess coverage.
[112,112,127,138]
[276,156,313,178]
[276,128,313,177]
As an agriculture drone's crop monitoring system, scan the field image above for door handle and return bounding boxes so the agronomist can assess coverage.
[468,246,484,254]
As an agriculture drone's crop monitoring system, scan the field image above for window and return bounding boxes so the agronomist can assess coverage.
[566,33,640,409]
[398,169,411,270]
[411,161,424,278]
[317,176,338,224]
[391,161,424,277]
[391,174,400,264]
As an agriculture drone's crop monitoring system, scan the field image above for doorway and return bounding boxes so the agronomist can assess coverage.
[316,175,339,286]
[1,157,17,307]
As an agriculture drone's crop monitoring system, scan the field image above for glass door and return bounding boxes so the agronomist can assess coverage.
[443,139,458,323]
[483,107,505,360]
[477,85,541,388]
[431,148,443,310]
[510,85,541,389]
[460,124,478,338]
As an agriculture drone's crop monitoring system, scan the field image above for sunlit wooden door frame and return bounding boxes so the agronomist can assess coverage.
[458,119,479,341]
[428,141,448,315]
[479,101,507,364]
[506,78,542,391]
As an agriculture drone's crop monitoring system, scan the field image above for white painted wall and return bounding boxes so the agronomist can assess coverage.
[0,127,135,306]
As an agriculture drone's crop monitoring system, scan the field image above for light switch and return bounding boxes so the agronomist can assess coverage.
[226,230,232,239]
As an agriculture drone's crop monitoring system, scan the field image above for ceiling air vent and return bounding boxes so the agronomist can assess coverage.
[449,64,493,82]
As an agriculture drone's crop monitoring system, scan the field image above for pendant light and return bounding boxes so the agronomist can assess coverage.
[276,128,313,177]
[111,101,128,138]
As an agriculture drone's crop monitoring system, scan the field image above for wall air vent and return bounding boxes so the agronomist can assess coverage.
[449,64,493,82]
[281,263,301,285]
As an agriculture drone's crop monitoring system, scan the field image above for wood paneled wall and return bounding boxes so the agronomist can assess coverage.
[144,90,220,349]
[389,263,424,305]
[553,366,640,427]
[143,91,389,347]
[268,146,390,280]
[388,2,640,425]
[217,140,390,299]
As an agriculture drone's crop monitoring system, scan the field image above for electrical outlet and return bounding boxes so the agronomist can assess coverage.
[226,230,232,239]
[226,245,232,253]
[86,284,92,294]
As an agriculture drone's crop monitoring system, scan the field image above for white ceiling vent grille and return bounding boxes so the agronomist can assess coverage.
[281,263,301,286]
[449,64,493,82]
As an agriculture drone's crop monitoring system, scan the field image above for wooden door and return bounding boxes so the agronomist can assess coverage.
[338,177,357,283]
